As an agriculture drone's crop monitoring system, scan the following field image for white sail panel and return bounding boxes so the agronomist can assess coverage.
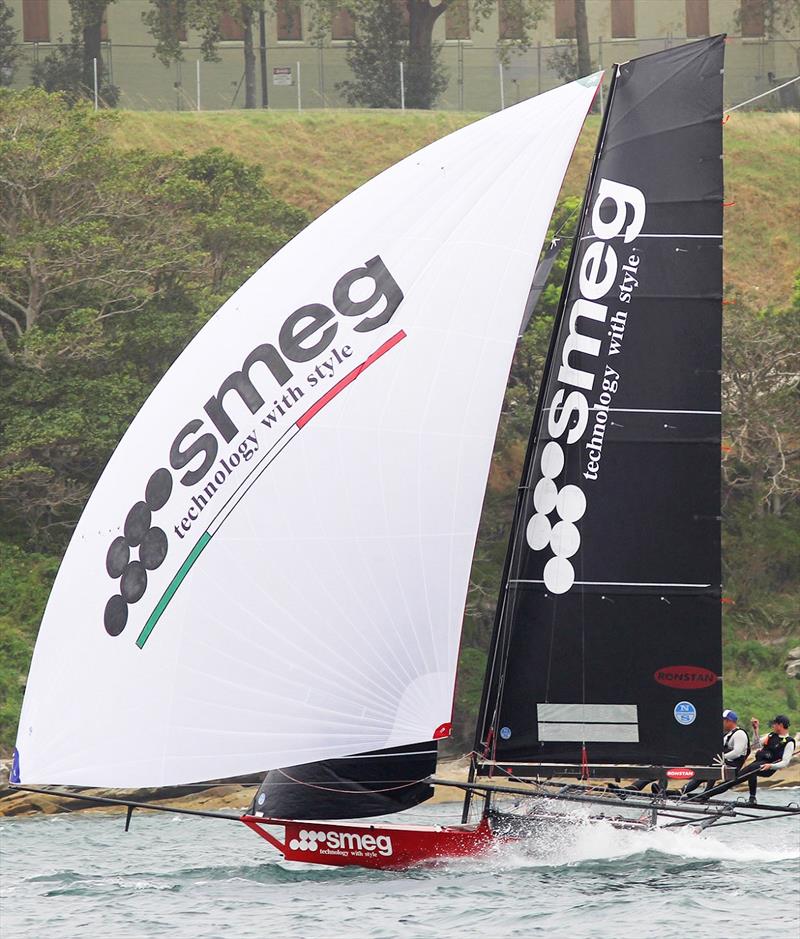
[16,76,600,786]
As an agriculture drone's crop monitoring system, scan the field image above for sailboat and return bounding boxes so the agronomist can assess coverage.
[11,36,798,870]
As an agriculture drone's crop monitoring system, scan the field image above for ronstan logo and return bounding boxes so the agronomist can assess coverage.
[654,666,718,689]
[666,768,696,780]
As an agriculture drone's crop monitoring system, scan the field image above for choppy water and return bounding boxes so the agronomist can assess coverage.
[2,790,799,939]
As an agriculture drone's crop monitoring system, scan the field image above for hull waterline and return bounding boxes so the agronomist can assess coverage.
[241,814,503,870]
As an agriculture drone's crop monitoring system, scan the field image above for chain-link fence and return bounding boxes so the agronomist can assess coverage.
[8,36,800,113]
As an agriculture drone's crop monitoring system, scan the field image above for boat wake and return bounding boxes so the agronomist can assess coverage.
[480,811,800,870]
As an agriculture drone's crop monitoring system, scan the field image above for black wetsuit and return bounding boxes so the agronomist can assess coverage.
[744,732,795,800]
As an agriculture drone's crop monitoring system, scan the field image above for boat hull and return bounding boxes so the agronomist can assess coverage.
[241,814,500,869]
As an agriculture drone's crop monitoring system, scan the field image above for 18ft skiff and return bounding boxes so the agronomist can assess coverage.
[12,36,798,869]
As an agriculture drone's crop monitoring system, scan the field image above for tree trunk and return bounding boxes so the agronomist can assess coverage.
[242,3,256,109]
[574,0,592,78]
[259,6,268,108]
[82,20,103,99]
[406,0,444,109]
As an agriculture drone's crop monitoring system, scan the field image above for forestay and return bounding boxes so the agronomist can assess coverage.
[15,75,600,787]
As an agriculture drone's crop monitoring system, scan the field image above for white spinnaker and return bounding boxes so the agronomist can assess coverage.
[16,76,600,786]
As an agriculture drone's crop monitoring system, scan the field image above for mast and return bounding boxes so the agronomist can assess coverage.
[471,37,726,799]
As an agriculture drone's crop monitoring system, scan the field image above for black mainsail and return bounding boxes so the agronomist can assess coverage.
[475,37,725,777]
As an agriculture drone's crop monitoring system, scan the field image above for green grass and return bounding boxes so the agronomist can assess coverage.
[112,110,800,309]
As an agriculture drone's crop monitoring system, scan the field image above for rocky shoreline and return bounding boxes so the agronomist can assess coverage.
[1,758,796,818]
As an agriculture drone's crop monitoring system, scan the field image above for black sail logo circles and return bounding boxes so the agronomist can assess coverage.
[104,468,173,636]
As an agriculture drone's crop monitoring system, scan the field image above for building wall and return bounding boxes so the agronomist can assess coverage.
[6,1,799,111]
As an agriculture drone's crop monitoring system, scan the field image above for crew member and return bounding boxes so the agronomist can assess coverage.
[742,715,795,805]
[682,708,749,796]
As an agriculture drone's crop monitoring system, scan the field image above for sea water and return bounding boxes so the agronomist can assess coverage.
[2,790,798,938]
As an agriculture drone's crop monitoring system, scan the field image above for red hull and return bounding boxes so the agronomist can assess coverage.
[241,814,502,869]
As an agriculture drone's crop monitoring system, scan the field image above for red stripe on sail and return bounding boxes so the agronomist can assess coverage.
[295,330,407,429]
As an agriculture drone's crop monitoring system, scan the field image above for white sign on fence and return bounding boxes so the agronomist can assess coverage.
[273,67,292,86]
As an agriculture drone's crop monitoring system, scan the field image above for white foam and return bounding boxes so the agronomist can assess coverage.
[477,804,800,870]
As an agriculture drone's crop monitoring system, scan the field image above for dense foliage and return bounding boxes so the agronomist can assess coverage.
[0,91,797,757]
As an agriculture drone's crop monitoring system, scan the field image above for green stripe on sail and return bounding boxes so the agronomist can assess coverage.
[136,532,211,649]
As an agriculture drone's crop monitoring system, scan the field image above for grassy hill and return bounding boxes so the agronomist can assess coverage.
[112,110,800,309]
[1,107,798,756]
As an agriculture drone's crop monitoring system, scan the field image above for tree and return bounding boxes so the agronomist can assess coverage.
[722,289,800,518]
[144,0,262,109]
[31,0,119,105]
[0,0,20,88]
[337,2,438,108]
[0,90,308,547]
[574,0,591,78]
[548,0,593,83]
[316,1,547,109]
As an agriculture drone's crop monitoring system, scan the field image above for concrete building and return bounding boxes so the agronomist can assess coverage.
[6,1,799,110]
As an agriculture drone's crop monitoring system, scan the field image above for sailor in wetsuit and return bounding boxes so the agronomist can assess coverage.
[743,715,795,805]
[682,708,749,795]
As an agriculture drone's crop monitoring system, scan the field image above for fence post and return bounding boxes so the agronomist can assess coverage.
[498,62,504,110]
[196,60,201,111]
[93,57,98,109]
[318,41,325,107]
[458,41,464,110]
[400,60,405,110]
[598,36,603,114]
[259,8,269,108]
[537,41,541,95]
[297,60,302,112]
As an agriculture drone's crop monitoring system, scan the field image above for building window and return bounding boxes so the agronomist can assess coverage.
[498,0,522,40]
[740,0,765,37]
[277,0,302,41]
[611,0,635,38]
[445,0,470,40]
[685,0,709,37]
[22,0,49,42]
[331,6,355,40]
[100,8,109,41]
[555,0,576,39]
[220,12,244,41]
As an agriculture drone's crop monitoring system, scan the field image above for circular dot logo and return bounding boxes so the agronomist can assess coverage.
[543,556,575,594]
[550,520,580,558]
[106,536,130,579]
[525,513,551,551]
[124,502,151,547]
[292,829,325,852]
[104,469,174,637]
[524,444,588,595]
[556,485,586,523]
[140,526,168,570]
[104,595,128,637]
[120,560,147,603]
[540,441,564,478]
[533,477,558,514]
[145,468,173,512]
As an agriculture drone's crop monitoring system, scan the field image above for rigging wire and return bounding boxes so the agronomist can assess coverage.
[726,75,800,113]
